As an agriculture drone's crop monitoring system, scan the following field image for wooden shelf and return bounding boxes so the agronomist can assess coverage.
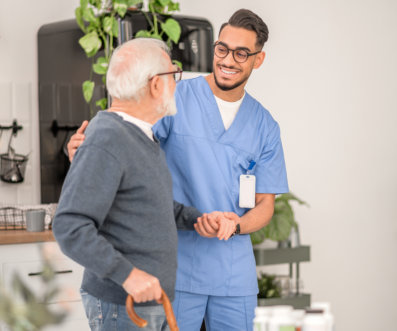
[0,230,55,245]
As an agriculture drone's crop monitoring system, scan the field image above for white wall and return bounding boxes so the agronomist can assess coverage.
[1,0,396,330]
[178,0,397,330]
[0,0,80,204]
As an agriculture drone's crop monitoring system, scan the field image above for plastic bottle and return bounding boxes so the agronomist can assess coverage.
[311,302,335,331]
[268,305,295,331]
[292,309,305,331]
[302,309,327,331]
[253,306,272,331]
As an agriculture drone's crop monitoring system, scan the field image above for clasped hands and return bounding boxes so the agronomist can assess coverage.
[194,211,240,241]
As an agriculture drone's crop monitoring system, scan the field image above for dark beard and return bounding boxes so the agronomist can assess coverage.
[213,70,248,91]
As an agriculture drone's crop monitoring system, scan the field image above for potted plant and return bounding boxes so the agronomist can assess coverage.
[75,0,181,111]
[0,257,66,330]
[250,193,308,246]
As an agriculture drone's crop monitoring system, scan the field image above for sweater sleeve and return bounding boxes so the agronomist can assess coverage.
[52,144,134,286]
[173,200,202,230]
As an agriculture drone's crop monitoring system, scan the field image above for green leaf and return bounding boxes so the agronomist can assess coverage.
[127,0,143,7]
[75,7,86,32]
[80,0,89,9]
[82,7,97,24]
[112,17,119,37]
[250,227,266,245]
[88,0,102,8]
[151,33,163,40]
[135,30,153,38]
[158,0,170,7]
[79,31,102,57]
[161,18,181,43]
[82,80,95,103]
[172,59,182,69]
[250,193,308,244]
[103,16,114,34]
[114,0,128,17]
[96,97,108,109]
[167,1,179,12]
[93,56,108,75]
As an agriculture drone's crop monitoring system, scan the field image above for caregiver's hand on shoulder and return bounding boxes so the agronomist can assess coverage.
[194,212,222,238]
[122,267,162,303]
[67,120,89,162]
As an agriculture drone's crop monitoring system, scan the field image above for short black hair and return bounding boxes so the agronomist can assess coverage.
[219,9,269,49]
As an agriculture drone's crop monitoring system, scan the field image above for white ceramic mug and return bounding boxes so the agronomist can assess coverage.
[25,209,45,232]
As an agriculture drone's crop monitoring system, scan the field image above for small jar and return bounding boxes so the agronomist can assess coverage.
[253,306,272,331]
[302,309,327,331]
[311,302,335,331]
[268,306,295,331]
[292,309,305,331]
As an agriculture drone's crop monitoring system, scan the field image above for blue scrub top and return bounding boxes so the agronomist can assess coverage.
[154,76,289,296]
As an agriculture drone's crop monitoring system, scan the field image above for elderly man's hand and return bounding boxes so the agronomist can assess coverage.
[67,120,89,162]
[194,212,219,238]
[122,267,162,303]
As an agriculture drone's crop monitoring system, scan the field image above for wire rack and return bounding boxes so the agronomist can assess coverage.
[0,204,57,231]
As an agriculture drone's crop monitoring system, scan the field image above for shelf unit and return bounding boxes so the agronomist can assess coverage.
[254,245,311,309]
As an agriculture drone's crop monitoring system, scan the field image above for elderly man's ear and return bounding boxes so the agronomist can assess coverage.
[148,76,164,99]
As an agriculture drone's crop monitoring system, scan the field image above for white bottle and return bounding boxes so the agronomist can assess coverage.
[253,306,272,331]
[302,309,327,331]
[292,309,305,331]
[268,306,295,331]
[311,302,335,331]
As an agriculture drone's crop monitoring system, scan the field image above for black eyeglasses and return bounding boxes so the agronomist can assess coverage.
[214,42,261,63]
[150,66,183,82]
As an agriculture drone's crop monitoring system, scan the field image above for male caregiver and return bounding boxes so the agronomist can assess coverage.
[67,8,289,331]
[54,38,236,331]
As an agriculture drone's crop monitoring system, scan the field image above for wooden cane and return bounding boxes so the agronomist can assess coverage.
[126,289,179,331]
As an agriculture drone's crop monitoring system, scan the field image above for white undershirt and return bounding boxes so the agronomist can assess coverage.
[214,93,245,130]
[113,111,154,141]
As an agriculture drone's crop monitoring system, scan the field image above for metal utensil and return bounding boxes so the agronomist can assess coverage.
[6,132,15,159]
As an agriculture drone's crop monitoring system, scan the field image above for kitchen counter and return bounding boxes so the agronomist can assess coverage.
[0,230,55,245]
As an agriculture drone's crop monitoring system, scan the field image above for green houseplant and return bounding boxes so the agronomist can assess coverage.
[75,0,181,111]
[0,257,66,330]
[250,193,308,245]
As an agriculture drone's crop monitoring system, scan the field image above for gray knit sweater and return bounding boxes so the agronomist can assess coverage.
[53,111,201,305]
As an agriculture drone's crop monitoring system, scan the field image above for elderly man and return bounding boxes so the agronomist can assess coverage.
[53,38,235,331]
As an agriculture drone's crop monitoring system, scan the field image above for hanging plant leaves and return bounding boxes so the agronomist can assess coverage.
[103,16,114,34]
[96,97,108,110]
[82,80,95,103]
[93,57,108,75]
[172,60,182,69]
[161,18,181,43]
[79,31,102,57]
[167,1,179,12]
[158,0,170,7]
[114,0,128,17]
[82,7,98,26]
[135,30,153,38]
[75,7,86,32]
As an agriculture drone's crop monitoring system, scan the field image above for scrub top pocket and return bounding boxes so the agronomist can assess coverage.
[232,154,257,194]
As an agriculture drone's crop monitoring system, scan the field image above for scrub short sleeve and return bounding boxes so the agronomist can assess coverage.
[255,121,289,194]
[153,115,174,142]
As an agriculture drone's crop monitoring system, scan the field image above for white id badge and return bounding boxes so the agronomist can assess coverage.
[239,175,256,208]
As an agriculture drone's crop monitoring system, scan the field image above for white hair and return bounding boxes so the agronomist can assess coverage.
[106,38,170,101]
